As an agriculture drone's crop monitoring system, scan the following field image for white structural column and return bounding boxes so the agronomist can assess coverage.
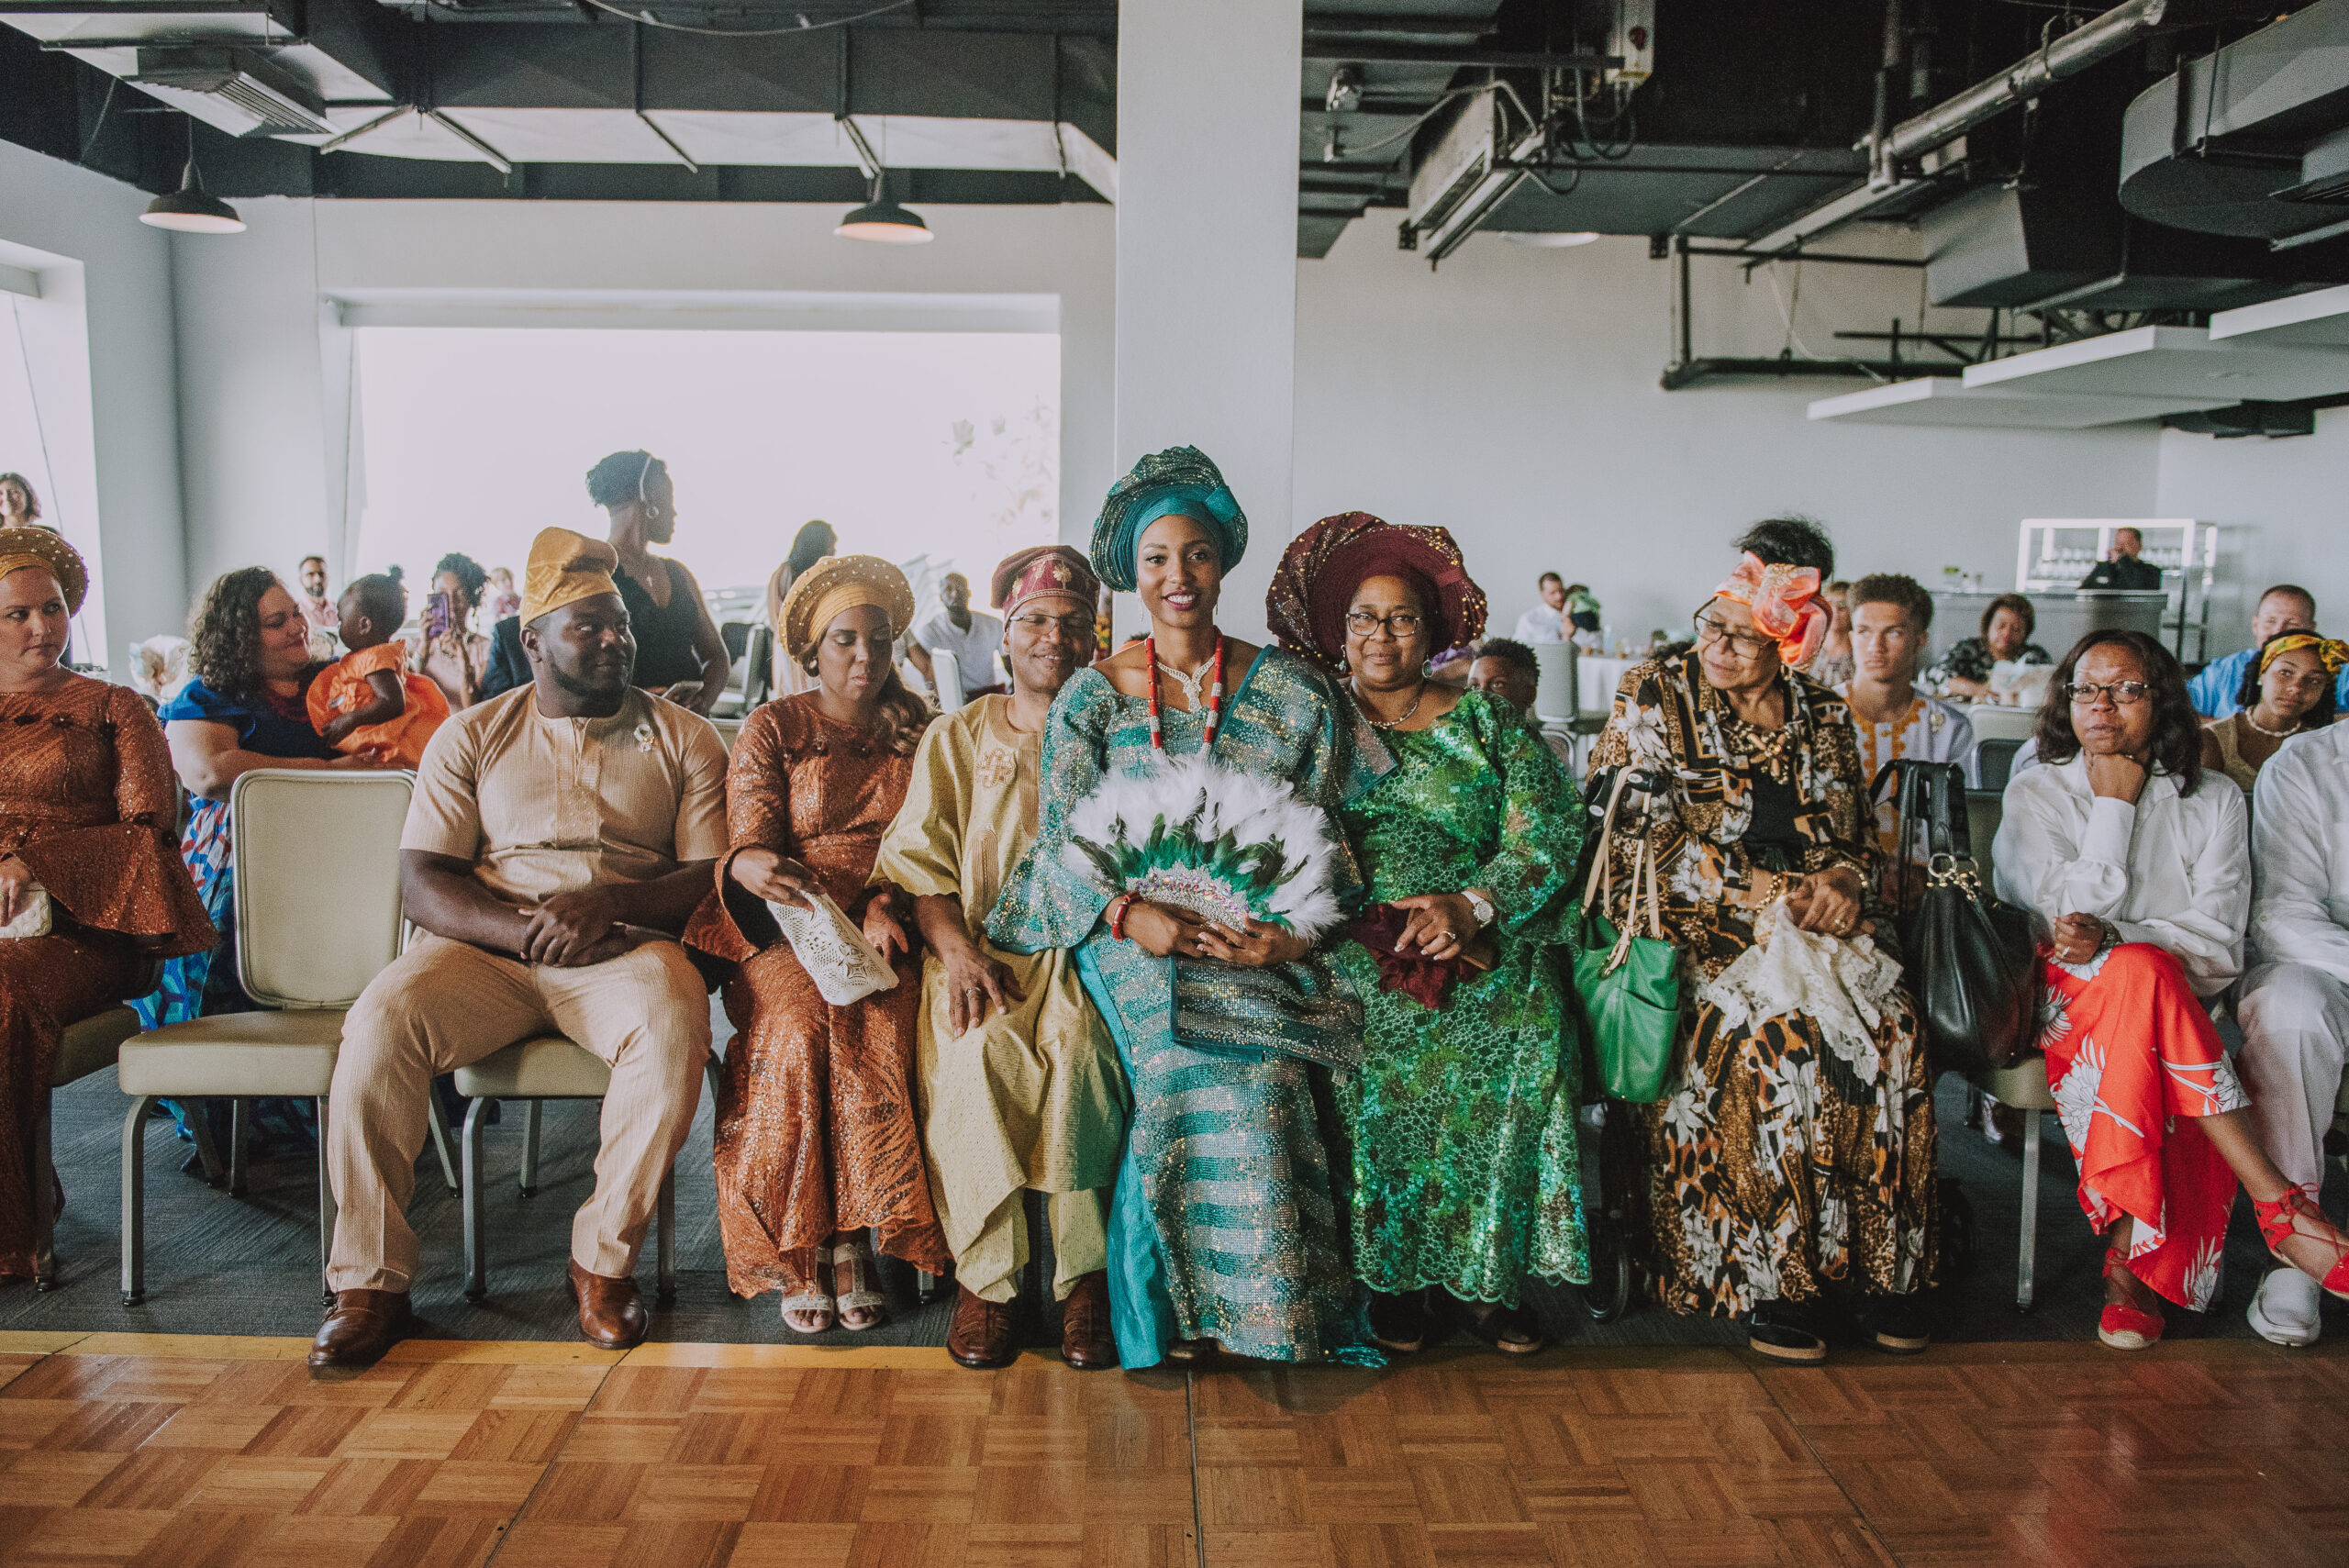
[1114,0,1303,641]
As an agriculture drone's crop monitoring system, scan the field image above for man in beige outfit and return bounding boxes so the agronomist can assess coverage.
[311,528,729,1371]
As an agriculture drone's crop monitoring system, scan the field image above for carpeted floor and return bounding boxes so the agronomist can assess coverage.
[13,1029,2342,1352]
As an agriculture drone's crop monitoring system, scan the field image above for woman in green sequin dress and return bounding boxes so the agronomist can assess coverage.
[1268,513,1588,1354]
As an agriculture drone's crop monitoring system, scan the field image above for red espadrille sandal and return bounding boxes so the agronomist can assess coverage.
[2099,1251,2165,1351]
[2251,1189,2349,1302]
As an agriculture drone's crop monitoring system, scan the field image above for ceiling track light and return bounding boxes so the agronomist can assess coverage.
[140,150,244,234]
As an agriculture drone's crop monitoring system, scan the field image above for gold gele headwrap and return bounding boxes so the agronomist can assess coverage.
[778,553,915,665]
[2257,631,2349,676]
[520,527,621,627]
[0,527,87,615]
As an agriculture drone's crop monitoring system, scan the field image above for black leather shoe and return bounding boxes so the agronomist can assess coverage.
[1746,1297,1830,1362]
[1865,1293,1932,1355]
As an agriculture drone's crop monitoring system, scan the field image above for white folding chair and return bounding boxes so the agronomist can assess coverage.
[1531,641,1578,727]
[930,650,967,714]
[116,770,415,1306]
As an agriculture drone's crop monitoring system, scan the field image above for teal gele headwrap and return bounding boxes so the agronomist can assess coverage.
[1089,445,1248,593]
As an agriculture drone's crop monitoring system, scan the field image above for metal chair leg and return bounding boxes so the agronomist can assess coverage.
[2018,1106,2043,1312]
[656,1164,677,1307]
[228,1097,249,1197]
[317,1095,337,1304]
[426,1089,461,1196]
[188,1103,227,1189]
[519,1099,541,1197]
[32,1089,54,1291]
[121,1095,153,1306]
[463,1096,491,1301]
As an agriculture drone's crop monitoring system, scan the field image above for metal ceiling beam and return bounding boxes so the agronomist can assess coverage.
[1300,40,1615,71]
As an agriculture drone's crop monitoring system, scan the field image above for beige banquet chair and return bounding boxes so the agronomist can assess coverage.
[36,983,151,1288]
[116,769,416,1305]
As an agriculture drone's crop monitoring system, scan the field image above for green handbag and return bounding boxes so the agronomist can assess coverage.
[1572,772,1682,1104]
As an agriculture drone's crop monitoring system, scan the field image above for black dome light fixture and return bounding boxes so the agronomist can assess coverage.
[141,125,244,234]
[832,117,932,244]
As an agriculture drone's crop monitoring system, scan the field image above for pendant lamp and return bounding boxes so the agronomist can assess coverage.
[141,156,245,235]
[835,171,931,244]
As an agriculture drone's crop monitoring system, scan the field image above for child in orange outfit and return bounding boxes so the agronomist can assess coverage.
[306,571,450,767]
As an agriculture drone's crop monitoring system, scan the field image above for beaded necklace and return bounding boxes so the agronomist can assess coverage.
[1144,635,1224,751]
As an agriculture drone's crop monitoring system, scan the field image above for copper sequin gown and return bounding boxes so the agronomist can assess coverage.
[685,694,951,1297]
[0,676,214,1274]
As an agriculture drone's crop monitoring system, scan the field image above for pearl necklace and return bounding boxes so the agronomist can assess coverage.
[2243,710,2303,740]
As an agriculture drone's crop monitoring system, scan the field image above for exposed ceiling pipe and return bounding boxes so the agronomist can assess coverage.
[1876,0,2168,166]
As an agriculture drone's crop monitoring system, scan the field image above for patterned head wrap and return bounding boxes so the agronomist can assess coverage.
[521,528,621,627]
[2257,631,2349,676]
[0,527,88,614]
[778,553,915,665]
[1711,550,1827,666]
[1089,446,1247,593]
[1265,512,1487,673]
[992,545,1098,618]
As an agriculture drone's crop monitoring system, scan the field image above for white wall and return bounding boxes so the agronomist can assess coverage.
[1293,227,2163,651]
[170,197,1116,609]
[0,139,186,677]
[2154,413,2349,655]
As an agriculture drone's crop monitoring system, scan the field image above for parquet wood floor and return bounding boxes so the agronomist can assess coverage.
[0,1332,2336,1568]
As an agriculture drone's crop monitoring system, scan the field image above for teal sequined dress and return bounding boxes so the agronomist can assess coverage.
[987,646,1378,1368]
[1329,691,1589,1305]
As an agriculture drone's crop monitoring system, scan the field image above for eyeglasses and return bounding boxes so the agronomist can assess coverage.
[1009,612,1097,639]
[1691,612,1775,660]
[1344,609,1425,639]
[2062,680,2150,707]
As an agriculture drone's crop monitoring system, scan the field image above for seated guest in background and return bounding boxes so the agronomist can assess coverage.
[312,528,727,1369]
[1992,628,2349,1351]
[0,474,43,532]
[1588,518,1936,1362]
[2188,584,2348,717]
[2238,711,2349,1345]
[873,546,1126,1370]
[1924,592,2050,704]
[1466,636,1574,769]
[913,572,1005,700]
[295,555,337,641]
[0,530,213,1278]
[1512,571,1568,643]
[412,551,492,713]
[2201,631,2342,792]
[1836,573,1978,859]
[307,570,450,769]
[1804,580,1854,688]
[687,554,949,1335]
[484,565,519,623]
[1564,582,1602,650]
[2078,527,2164,592]
[763,519,837,698]
[585,450,731,716]
[1271,513,1586,1357]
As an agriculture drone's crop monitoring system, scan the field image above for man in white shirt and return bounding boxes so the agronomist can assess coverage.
[2238,720,2349,1345]
[914,572,1004,699]
[1512,572,1568,644]
[1835,574,1978,856]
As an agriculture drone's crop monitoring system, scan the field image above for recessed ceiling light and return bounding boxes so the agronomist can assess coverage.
[1499,231,1601,248]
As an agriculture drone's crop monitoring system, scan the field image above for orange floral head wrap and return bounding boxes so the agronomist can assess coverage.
[0,527,85,615]
[2257,631,2349,676]
[1710,550,1826,666]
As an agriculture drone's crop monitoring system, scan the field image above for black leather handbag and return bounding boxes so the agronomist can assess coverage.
[1873,760,2039,1075]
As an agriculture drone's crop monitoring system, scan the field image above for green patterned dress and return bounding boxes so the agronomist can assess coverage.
[1331,691,1590,1305]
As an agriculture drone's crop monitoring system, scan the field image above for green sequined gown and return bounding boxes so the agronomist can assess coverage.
[1330,691,1590,1305]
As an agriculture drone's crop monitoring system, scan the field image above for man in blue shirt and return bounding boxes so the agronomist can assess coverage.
[2190,584,2349,717]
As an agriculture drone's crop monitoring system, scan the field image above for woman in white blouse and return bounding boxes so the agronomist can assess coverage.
[1994,629,2349,1351]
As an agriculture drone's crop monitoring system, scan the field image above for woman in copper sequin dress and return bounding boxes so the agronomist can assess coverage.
[687,555,950,1332]
[0,530,214,1276]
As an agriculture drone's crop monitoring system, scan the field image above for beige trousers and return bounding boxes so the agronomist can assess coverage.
[952,1185,1110,1305]
[326,933,709,1293]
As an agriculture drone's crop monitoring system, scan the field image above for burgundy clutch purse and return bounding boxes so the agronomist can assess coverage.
[1347,904,1470,1008]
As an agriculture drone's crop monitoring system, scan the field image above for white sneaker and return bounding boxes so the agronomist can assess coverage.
[2248,1267,2322,1348]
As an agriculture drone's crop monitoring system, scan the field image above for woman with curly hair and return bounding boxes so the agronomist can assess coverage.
[413,551,493,712]
[1992,628,2349,1350]
[139,569,398,1143]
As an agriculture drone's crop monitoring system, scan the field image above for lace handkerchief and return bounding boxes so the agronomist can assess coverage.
[764,889,899,1007]
[1698,900,1905,1084]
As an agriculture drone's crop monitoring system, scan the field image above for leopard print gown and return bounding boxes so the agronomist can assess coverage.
[1586,654,1937,1318]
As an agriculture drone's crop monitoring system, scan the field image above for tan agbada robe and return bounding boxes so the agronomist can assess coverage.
[872,695,1129,1303]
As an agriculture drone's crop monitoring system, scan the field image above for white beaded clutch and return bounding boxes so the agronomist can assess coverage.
[764,888,899,1006]
[0,885,51,941]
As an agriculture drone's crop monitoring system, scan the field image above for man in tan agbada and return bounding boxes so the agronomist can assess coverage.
[873,545,1129,1369]
[311,527,729,1370]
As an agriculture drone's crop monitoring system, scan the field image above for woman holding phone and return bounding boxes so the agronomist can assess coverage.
[414,552,492,712]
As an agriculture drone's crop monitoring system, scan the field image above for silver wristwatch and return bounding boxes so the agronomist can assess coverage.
[1464,889,1496,929]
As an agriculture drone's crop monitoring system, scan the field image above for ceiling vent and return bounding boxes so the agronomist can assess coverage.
[129,47,332,137]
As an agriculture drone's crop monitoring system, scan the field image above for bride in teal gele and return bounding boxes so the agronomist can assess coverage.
[987,445,1381,1369]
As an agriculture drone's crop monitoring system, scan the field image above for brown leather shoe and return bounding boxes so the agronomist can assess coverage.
[308,1288,409,1372]
[568,1259,649,1351]
[948,1284,1019,1369]
[1060,1271,1118,1371]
